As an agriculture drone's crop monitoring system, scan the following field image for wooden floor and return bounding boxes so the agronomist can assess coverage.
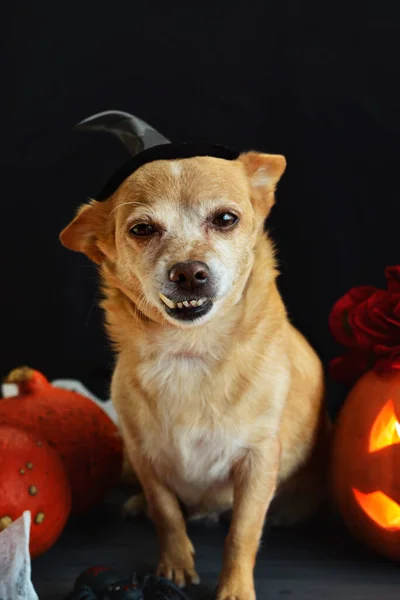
[32,487,400,600]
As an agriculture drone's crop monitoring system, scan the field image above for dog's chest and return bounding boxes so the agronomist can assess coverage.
[136,335,246,500]
[144,422,243,502]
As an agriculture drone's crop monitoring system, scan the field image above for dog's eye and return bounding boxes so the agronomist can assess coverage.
[212,212,238,229]
[129,223,156,237]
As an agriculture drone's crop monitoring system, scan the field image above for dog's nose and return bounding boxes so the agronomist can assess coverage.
[169,261,210,292]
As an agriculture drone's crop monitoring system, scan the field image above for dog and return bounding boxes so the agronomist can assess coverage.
[60,151,328,600]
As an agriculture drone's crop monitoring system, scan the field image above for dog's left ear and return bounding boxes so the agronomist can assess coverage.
[239,152,286,214]
[59,200,113,264]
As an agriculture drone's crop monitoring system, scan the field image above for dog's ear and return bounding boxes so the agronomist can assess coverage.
[59,200,111,264]
[239,152,286,214]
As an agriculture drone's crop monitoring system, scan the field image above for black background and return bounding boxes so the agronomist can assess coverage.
[1,2,399,414]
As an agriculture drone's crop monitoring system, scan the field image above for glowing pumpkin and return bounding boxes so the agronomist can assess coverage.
[330,369,400,560]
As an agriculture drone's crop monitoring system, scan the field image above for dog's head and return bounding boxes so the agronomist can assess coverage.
[60,152,286,328]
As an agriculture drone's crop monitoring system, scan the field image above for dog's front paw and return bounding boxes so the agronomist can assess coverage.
[216,571,255,600]
[157,533,200,588]
[122,492,148,518]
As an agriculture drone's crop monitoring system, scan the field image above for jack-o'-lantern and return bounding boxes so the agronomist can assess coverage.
[331,369,400,560]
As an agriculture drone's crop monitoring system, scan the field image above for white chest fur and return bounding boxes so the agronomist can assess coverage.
[136,347,245,506]
[144,421,243,505]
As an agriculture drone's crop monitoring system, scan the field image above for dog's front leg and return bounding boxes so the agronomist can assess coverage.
[217,441,280,600]
[134,456,200,587]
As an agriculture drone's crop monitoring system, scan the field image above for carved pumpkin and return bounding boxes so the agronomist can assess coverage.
[0,367,123,514]
[0,425,71,558]
[331,369,400,560]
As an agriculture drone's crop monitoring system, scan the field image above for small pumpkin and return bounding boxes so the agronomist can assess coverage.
[330,369,400,560]
[0,425,71,558]
[0,367,123,514]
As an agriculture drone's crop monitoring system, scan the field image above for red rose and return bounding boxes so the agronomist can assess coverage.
[329,349,374,387]
[374,344,400,374]
[329,286,377,347]
[350,290,400,349]
[329,265,400,385]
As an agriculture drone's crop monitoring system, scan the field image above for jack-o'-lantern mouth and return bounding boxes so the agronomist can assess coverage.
[353,489,400,531]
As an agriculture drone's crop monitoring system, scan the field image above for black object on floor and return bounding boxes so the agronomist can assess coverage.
[64,565,193,600]
[32,486,400,600]
[65,565,143,599]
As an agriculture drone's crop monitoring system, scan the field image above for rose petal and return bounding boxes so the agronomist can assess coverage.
[373,345,400,374]
[393,299,400,319]
[349,292,400,347]
[374,344,400,357]
[329,350,372,387]
[378,310,400,330]
[349,293,389,348]
[329,286,377,346]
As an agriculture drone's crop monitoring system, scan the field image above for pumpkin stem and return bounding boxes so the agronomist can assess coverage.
[3,366,50,394]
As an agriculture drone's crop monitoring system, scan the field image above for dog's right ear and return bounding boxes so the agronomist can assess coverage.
[59,201,109,264]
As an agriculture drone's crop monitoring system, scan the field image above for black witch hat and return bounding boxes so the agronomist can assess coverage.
[75,110,239,200]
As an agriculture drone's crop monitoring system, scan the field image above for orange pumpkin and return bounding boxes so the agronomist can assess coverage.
[330,369,400,560]
[0,425,71,558]
[0,367,123,514]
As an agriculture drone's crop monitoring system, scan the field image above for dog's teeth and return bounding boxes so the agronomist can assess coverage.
[161,294,209,313]
[159,293,176,309]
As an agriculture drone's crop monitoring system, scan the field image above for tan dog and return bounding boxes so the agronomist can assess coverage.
[60,152,328,600]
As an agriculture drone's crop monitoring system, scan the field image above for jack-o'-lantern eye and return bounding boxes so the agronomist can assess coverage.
[369,398,400,453]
